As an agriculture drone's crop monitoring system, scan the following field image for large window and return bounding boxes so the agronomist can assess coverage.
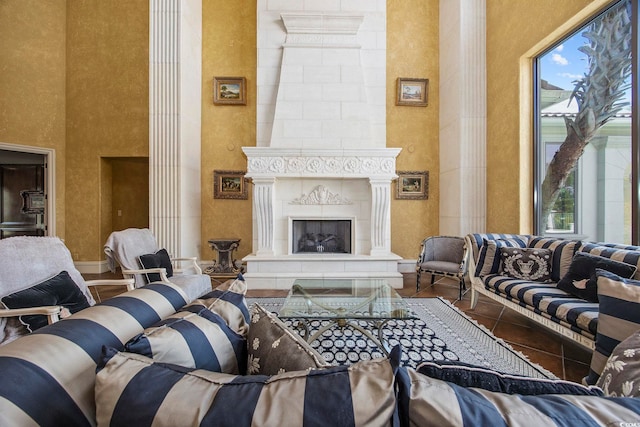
[534,0,635,244]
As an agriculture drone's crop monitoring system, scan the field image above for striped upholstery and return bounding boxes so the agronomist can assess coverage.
[0,282,188,427]
[396,367,640,426]
[579,242,640,280]
[467,233,530,259]
[586,270,640,385]
[528,237,581,282]
[196,275,250,337]
[483,275,598,337]
[124,304,246,374]
[95,346,400,427]
[474,238,528,277]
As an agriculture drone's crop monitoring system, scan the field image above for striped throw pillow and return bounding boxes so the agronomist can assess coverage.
[586,269,640,385]
[579,243,640,280]
[95,347,400,427]
[124,306,246,374]
[196,274,250,337]
[528,237,581,282]
[474,238,527,277]
[396,367,640,426]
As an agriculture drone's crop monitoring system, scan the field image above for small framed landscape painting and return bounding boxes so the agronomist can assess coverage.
[396,78,428,106]
[213,77,246,105]
[396,171,428,200]
[214,170,248,200]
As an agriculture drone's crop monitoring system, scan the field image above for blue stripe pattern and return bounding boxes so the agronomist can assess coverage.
[519,395,601,427]
[451,385,508,427]
[202,289,250,323]
[201,375,267,426]
[100,296,163,327]
[144,283,188,310]
[304,366,356,426]
[528,238,580,282]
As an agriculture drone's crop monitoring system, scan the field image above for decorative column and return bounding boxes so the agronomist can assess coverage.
[149,0,202,257]
[252,177,276,256]
[369,178,392,256]
[439,0,486,235]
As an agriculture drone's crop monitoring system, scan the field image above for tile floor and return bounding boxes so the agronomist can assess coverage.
[86,271,593,383]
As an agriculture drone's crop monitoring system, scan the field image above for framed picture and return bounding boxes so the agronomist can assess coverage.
[396,78,428,106]
[214,170,248,199]
[213,77,247,105]
[396,171,428,200]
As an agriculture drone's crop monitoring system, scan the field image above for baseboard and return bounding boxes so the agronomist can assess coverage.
[74,260,110,274]
[397,259,416,273]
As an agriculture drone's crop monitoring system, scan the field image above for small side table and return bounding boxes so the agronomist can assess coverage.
[205,238,243,277]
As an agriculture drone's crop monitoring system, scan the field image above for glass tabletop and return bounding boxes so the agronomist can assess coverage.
[279,278,416,320]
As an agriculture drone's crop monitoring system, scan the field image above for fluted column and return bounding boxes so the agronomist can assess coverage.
[149,0,202,257]
[252,177,276,256]
[369,178,392,255]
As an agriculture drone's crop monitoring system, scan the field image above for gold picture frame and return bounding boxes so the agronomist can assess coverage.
[396,171,429,200]
[396,78,429,106]
[213,77,247,105]
[214,170,248,199]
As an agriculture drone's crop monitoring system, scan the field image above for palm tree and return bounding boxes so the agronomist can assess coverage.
[541,1,632,219]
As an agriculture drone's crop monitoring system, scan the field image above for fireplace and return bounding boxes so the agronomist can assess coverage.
[291,219,353,254]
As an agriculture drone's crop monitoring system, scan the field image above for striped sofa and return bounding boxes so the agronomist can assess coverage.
[465,233,640,350]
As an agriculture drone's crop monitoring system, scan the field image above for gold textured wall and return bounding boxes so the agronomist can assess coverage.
[486,0,607,232]
[65,0,149,260]
[388,0,439,258]
[201,1,256,261]
[0,0,67,237]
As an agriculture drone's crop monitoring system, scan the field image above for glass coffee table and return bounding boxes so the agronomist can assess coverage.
[279,278,416,355]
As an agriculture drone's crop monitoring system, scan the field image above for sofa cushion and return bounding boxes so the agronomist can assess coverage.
[195,275,250,337]
[95,346,400,427]
[247,303,329,375]
[1,270,91,332]
[500,247,552,282]
[416,360,602,395]
[474,238,527,277]
[124,305,246,374]
[586,269,640,385]
[527,237,581,282]
[395,367,640,427]
[596,330,640,397]
[557,252,637,303]
[579,242,640,280]
[138,248,174,283]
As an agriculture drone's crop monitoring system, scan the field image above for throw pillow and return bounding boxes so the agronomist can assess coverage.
[527,237,581,282]
[138,248,173,283]
[499,247,552,282]
[124,305,246,374]
[95,346,400,427]
[247,303,329,375]
[557,252,637,302]
[416,361,602,395]
[474,238,527,277]
[1,270,91,332]
[586,269,640,385]
[596,330,640,397]
[579,242,640,280]
[196,274,250,337]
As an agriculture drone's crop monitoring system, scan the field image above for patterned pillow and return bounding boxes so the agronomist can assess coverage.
[196,274,250,337]
[416,361,601,395]
[138,248,174,283]
[596,330,640,397]
[527,237,581,282]
[95,346,400,426]
[557,252,637,302]
[124,305,246,374]
[579,242,640,280]
[396,367,640,426]
[247,303,329,375]
[474,238,527,277]
[586,269,640,385]
[499,247,552,282]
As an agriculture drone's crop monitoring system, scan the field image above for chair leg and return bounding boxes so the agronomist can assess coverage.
[430,274,436,285]
[416,270,421,292]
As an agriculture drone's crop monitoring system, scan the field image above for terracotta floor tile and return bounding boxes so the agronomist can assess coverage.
[493,321,563,354]
[509,343,565,379]
[563,357,590,383]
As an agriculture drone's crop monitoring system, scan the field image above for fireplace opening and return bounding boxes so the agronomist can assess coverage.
[291,219,353,254]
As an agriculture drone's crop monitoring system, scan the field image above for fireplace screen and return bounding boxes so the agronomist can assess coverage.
[292,219,352,254]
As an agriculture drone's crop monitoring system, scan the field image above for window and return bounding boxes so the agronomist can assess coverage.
[534,0,634,244]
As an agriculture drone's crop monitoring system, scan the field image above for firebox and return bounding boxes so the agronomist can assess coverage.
[290,219,353,254]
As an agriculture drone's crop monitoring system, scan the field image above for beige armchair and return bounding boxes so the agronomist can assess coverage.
[0,236,134,345]
[104,228,212,302]
[416,236,466,299]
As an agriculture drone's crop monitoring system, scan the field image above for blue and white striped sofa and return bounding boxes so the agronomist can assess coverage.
[465,233,640,350]
[1,276,639,426]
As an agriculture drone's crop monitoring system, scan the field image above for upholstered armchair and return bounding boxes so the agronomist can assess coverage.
[0,236,134,345]
[104,228,212,302]
[416,236,467,299]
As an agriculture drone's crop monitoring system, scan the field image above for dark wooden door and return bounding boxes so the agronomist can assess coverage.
[0,164,45,239]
